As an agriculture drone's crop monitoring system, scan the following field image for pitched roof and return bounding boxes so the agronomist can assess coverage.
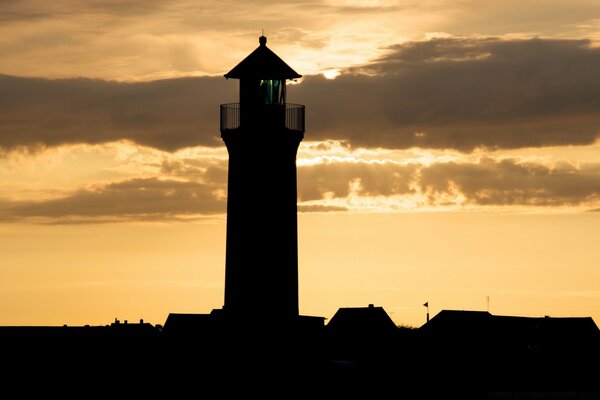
[424,310,493,329]
[421,309,599,339]
[328,305,398,334]
[163,313,213,334]
[224,36,301,80]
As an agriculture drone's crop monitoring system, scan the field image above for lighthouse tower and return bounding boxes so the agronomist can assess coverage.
[220,36,304,320]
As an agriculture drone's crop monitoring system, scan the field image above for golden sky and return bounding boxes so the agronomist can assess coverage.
[1,0,600,327]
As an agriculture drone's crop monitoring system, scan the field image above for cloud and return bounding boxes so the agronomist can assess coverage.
[298,156,600,209]
[0,0,168,22]
[301,156,600,209]
[421,158,600,206]
[160,157,228,182]
[298,160,418,201]
[0,74,235,151]
[3,38,600,152]
[300,156,600,209]
[297,204,348,212]
[292,37,600,151]
[3,0,600,80]
[0,0,433,79]
[0,177,225,222]
[2,150,600,222]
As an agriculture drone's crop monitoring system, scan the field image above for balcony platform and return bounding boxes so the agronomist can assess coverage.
[220,103,305,133]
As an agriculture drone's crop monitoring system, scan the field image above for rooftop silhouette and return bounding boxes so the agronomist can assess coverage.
[224,35,301,80]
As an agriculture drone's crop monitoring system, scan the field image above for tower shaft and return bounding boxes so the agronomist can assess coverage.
[223,130,302,317]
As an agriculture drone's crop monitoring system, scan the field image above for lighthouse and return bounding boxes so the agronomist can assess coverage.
[220,36,305,320]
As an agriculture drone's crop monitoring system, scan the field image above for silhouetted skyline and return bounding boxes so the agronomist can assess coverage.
[1,31,600,395]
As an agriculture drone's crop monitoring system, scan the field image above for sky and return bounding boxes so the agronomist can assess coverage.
[1,0,600,327]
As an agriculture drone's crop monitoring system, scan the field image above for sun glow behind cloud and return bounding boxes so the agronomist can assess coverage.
[322,69,341,79]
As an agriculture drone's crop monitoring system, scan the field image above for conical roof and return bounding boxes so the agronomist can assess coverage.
[224,36,301,80]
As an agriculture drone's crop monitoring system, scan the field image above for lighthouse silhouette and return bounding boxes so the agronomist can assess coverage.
[220,36,305,321]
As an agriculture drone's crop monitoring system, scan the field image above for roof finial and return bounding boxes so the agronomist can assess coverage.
[259,30,267,46]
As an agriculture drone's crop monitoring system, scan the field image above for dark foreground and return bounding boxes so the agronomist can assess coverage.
[1,315,599,399]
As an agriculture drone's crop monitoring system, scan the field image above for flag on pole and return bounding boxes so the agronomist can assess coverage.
[423,302,428,307]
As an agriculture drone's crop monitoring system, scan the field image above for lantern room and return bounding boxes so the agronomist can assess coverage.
[221,36,305,133]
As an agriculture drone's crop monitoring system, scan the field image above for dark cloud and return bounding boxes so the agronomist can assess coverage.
[0,178,225,222]
[446,1,600,38]
[2,37,600,152]
[421,158,600,206]
[0,74,235,151]
[292,37,600,151]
